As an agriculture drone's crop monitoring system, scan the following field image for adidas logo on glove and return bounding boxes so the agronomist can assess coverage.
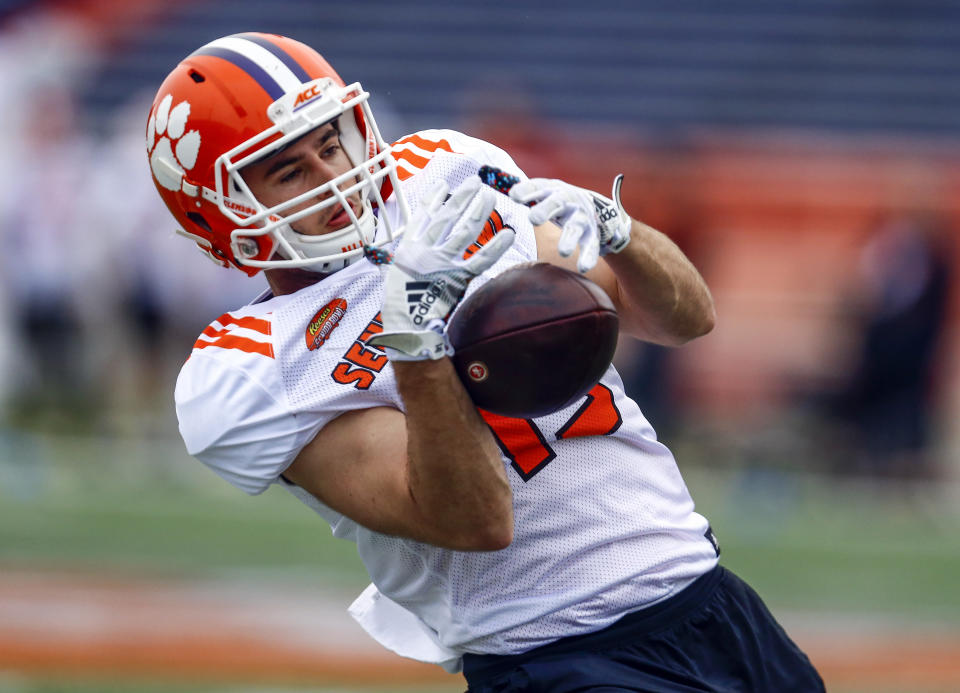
[593,195,620,225]
[405,278,447,325]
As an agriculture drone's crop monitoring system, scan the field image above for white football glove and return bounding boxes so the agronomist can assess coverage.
[509,175,632,273]
[367,178,515,361]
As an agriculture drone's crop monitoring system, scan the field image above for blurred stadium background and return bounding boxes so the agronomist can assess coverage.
[1,1,959,691]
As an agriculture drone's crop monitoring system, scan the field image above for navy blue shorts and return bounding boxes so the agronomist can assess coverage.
[462,566,824,692]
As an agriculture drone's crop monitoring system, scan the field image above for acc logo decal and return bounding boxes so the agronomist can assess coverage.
[306,298,348,350]
[147,93,201,192]
[293,84,321,109]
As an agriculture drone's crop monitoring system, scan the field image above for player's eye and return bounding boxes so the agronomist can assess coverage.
[279,168,301,184]
[321,141,341,158]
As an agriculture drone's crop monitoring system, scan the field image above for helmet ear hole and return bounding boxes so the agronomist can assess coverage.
[189,70,205,83]
[186,211,212,231]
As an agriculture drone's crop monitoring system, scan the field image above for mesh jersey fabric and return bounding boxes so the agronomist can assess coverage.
[175,129,719,664]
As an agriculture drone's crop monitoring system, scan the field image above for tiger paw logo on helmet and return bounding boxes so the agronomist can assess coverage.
[147,94,201,191]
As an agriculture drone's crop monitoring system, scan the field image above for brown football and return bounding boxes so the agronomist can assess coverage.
[448,262,619,418]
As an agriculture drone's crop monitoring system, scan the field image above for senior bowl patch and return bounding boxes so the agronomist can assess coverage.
[306,298,348,350]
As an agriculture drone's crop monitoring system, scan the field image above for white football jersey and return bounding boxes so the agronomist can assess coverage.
[175,129,718,669]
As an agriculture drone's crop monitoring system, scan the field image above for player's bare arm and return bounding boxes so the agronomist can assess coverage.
[512,176,715,346]
[394,358,513,549]
[286,178,518,551]
[283,360,512,551]
[536,218,716,346]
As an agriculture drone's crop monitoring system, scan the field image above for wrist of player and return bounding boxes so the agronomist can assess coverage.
[367,177,515,361]
[591,174,632,257]
[367,264,466,361]
[369,325,450,361]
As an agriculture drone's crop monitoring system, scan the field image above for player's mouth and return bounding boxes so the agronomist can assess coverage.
[325,201,358,231]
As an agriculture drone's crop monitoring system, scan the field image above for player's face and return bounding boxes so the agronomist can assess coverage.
[243,123,362,236]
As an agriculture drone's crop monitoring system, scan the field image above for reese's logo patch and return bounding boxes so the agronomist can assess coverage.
[305,298,348,350]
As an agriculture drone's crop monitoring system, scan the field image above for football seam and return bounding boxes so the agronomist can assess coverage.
[452,309,617,349]
[465,272,615,340]
[450,304,615,345]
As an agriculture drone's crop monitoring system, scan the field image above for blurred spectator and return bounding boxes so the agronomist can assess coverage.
[827,211,954,479]
[0,3,107,427]
[86,92,262,434]
[0,78,262,433]
[0,85,101,426]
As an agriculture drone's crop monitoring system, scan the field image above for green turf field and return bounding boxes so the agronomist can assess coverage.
[1,432,958,693]
[685,468,960,620]
[2,437,958,620]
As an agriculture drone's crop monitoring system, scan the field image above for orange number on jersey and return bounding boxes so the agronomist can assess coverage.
[479,411,556,480]
[556,383,622,440]
[480,383,621,481]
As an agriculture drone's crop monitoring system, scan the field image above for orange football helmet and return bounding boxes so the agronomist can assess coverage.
[147,32,409,275]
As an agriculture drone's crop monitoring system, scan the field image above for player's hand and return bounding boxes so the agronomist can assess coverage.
[509,175,631,273]
[367,178,515,361]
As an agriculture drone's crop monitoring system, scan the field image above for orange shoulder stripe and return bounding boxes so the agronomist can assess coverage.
[391,147,430,171]
[203,314,272,339]
[391,135,459,183]
[393,134,455,154]
[195,334,275,359]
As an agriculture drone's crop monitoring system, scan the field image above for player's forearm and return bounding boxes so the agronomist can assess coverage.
[512,173,713,346]
[393,358,514,551]
[604,219,716,346]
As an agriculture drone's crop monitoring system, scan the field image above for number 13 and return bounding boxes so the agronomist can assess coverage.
[479,383,621,481]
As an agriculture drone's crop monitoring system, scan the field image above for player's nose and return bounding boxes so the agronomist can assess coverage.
[308,158,355,204]
[304,154,339,185]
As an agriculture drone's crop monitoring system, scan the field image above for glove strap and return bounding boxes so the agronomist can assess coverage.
[596,174,631,256]
[367,322,452,362]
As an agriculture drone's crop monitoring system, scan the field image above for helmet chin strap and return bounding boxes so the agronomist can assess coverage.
[272,198,376,273]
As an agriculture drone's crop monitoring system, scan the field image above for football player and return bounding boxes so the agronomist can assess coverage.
[148,32,824,692]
